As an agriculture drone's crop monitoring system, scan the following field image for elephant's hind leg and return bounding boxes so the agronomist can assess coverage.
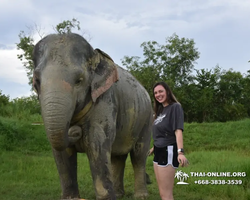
[111,154,128,198]
[130,147,148,199]
[130,127,151,199]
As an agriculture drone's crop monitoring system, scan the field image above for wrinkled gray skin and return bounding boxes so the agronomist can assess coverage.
[32,33,153,200]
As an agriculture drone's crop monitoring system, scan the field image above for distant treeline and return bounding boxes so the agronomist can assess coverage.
[127,66,250,123]
[172,67,250,123]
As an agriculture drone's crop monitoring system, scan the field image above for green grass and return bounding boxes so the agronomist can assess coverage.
[172,150,250,200]
[0,116,250,200]
[184,118,250,153]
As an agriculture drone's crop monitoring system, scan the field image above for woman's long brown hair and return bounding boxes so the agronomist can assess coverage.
[153,82,178,120]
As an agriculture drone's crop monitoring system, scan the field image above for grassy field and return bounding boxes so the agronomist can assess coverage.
[0,116,250,200]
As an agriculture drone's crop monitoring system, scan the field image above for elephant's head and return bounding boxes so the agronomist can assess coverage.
[32,33,118,151]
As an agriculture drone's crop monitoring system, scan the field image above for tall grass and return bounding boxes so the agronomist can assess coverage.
[0,112,250,199]
[184,118,250,153]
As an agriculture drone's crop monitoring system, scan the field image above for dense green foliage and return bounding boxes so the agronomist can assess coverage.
[0,91,41,120]
[0,117,48,152]
[0,93,43,151]
[0,90,10,115]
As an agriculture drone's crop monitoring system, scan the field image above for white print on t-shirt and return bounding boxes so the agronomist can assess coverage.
[154,114,166,125]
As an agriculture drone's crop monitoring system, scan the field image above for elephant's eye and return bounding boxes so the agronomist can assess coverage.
[75,77,83,86]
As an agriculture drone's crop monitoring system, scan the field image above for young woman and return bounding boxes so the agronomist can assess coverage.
[148,82,189,200]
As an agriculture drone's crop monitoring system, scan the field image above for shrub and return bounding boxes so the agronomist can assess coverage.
[11,95,41,115]
[0,117,49,152]
[0,90,10,116]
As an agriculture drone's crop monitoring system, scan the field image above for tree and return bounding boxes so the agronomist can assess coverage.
[121,33,200,100]
[0,90,9,107]
[194,66,221,122]
[16,31,35,86]
[216,69,247,121]
[176,83,199,122]
[0,90,10,116]
[16,18,81,89]
[54,18,80,34]
[239,70,250,117]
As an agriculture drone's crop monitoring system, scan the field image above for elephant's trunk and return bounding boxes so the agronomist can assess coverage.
[41,92,74,151]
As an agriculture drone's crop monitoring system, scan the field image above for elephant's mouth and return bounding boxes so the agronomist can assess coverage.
[74,102,85,116]
[72,88,93,124]
[71,101,93,125]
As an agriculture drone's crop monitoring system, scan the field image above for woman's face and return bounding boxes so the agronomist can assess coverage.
[154,85,168,106]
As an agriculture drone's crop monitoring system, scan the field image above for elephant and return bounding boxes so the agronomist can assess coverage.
[32,33,153,200]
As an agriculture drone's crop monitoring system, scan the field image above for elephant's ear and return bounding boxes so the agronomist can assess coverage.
[91,48,119,102]
[32,71,39,95]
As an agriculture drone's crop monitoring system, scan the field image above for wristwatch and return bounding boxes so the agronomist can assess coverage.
[178,148,184,154]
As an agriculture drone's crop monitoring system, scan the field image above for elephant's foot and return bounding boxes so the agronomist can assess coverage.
[61,194,82,200]
[96,196,116,200]
[61,199,87,200]
[115,191,124,199]
[114,186,125,199]
[95,193,117,200]
[134,191,148,200]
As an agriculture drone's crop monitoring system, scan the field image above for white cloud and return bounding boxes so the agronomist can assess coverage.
[0,48,29,85]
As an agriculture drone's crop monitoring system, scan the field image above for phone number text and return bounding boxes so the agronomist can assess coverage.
[194,180,242,185]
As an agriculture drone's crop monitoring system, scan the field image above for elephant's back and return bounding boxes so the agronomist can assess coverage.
[115,66,152,111]
[111,66,152,154]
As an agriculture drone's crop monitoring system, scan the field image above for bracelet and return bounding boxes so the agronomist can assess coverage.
[177,148,184,154]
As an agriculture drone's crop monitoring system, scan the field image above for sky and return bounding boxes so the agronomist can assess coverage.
[0,0,250,99]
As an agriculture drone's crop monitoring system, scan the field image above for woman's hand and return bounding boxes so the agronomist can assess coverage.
[147,147,154,156]
[178,154,189,167]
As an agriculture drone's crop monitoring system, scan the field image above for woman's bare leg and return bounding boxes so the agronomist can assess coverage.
[154,163,176,200]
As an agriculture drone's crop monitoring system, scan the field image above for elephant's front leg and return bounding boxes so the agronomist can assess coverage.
[86,122,116,200]
[52,147,80,199]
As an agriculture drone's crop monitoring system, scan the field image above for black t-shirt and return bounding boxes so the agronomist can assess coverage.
[152,103,184,147]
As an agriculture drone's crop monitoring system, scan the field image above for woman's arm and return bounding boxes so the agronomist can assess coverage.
[175,129,189,167]
[175,129,184,153]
